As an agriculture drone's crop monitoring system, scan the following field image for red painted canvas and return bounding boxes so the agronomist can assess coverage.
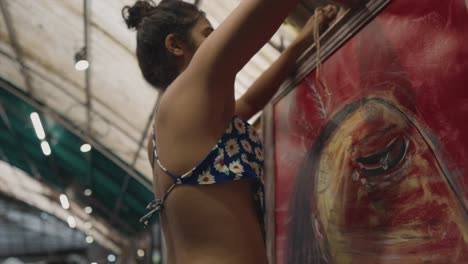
[273,0,468,263]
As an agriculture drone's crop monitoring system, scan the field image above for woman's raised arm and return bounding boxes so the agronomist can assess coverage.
[181,0,301,93]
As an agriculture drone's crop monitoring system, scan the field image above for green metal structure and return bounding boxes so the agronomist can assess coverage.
[0,78,155,236]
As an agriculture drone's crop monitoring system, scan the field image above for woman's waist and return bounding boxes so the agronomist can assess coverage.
[168,228,268,264]
[164,182,261,222]
[172,252,268,264]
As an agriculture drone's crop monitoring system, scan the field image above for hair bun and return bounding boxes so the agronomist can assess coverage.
[122,0,157,30]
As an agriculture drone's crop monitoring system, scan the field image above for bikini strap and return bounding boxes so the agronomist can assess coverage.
[152,127,180,180]
[139,182,178,226]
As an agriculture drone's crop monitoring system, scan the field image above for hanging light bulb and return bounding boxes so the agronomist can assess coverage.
[67,215,76,228]
[84,188,92,196]
[86,235,94,244]
[85,206,93,214]
[40,141,52,156]
[80,143,92,152]
[30,112,46,140]
[60,194,70,210]
[107,254,116,262]
[74,47,89,71]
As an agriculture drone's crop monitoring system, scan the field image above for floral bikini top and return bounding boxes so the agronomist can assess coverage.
[140,115,265,230]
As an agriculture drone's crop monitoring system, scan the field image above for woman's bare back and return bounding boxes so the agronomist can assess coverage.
[146,91,267,264]
[148,136,267,263]
[156,176,267,264]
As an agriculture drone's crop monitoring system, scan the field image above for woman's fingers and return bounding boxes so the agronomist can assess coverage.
[320,4,338,20]
[296,4,339,43]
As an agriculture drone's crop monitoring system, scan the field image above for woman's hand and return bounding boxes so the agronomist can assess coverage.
[234,4,339,120]
[296,4,339,46]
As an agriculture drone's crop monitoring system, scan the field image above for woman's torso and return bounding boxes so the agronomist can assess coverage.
[155,177,266,264]
[147,92,267,264]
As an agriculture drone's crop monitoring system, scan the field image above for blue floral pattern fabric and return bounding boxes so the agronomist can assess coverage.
[141,116,265,230]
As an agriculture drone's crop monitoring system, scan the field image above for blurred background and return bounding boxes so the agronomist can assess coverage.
[0,0,351,263]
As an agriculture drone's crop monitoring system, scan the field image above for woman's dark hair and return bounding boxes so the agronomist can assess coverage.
[122,0,203,90]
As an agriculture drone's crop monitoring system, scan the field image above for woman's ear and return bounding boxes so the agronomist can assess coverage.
[165,33,184,56]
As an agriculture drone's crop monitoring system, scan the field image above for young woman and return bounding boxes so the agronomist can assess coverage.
[122,1,337,263]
